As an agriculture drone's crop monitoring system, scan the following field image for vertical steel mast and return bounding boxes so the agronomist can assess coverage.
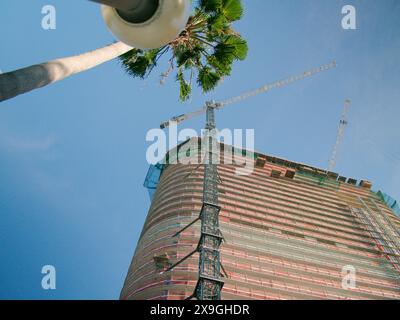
[164,102,224,300]
[194,102,224,300]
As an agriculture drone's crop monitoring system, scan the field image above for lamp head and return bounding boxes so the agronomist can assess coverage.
[101,0,191,49]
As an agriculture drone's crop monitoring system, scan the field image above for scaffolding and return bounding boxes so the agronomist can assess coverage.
[351,196,400,272]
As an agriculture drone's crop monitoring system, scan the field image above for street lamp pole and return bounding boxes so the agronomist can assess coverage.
[89,0,159,23]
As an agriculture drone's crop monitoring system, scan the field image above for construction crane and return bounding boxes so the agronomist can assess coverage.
[160,60,337,300]
[327,99,351,172]
[160,60,337,129]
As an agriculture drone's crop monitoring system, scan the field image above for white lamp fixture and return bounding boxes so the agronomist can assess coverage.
[100,0,191,49]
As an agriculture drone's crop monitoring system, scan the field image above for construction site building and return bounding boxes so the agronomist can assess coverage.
[120,138,400,300]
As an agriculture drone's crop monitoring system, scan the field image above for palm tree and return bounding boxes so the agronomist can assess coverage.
[0,0,247,103]
[120,0,248,101]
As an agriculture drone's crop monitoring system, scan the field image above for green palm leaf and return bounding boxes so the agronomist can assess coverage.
[198,66,220,92]
[120,48,161,78]
[199,0,223,12]
[177,69,192,101]
[221,0,243,22]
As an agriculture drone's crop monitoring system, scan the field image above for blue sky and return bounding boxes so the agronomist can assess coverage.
[0,0,399,299]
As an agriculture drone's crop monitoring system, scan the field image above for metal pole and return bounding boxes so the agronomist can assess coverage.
[89,0,159,23]
[89,0,139,10]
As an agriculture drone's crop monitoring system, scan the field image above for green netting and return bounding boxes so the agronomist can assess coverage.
[296,170,340,190]
[377,191,400,218]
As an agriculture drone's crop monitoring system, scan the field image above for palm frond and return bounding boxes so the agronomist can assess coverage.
[199,0,223,12]
[197,66,220,92]
[120,48,161,78]
[221,0,243,22]
[177,69,192,101]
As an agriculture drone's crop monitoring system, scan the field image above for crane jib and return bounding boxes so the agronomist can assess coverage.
[160,60,337,129]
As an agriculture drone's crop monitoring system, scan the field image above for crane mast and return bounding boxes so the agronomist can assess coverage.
[328,99,351,172]
[195,103,224,299]
[163,103,224,300]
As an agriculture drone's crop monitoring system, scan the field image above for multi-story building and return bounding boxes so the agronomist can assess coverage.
[120,138,400,300]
